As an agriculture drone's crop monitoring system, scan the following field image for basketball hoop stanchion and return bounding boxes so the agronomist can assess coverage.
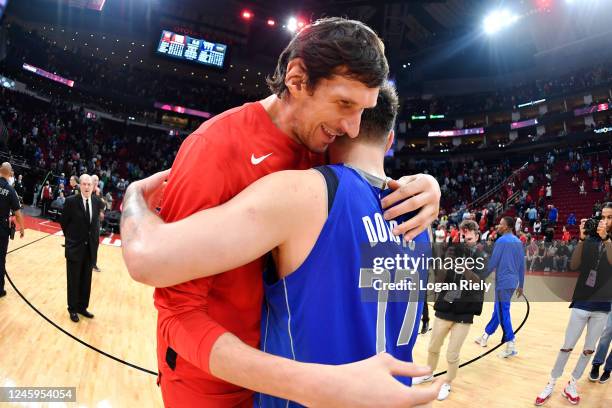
[432,293,530,377]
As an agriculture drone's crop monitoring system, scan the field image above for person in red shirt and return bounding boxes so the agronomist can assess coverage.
[449,224,460,243]
[561,226,571,243]
[121,18,441,408]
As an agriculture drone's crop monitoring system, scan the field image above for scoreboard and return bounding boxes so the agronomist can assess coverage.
[156,30,227,69]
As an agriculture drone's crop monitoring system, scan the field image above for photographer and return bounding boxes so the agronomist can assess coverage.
[534,202,612,406]
[413,220,487,401]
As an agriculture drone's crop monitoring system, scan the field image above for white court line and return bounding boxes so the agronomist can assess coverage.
[38,220,61,229]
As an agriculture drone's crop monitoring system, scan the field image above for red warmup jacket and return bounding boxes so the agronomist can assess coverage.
[154,102,322,407]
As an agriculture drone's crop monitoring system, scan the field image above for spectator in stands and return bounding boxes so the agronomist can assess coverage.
[434,225,447,244]
[56,183,65,199]
[562,226,571,243]
[527,206,538,227]
[567,213,577,226]
[448,224,460,243]
[40,181,53,217]
[543,242,557,272]
[528,174,535,187]
[526,239,539,272]
[116,178,128,198]
[49,191,66,220]
[104,191,113,211]
[554,242,570,273]
[32,183,41,207]
[57,172,66,188]
[14,175,24,199]
[69,176,79,196]
[593,178,600,192]
[546,183,553,200]
[579,181,587,196]
[515,216,523,235]
[534,219,542,236]
[549,205,558,226]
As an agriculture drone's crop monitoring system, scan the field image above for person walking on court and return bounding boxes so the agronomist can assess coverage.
[0,162,25,298]
[413,220,487,401]
[474,216,525,358]
[535,204,612,405]
[60,174,101,322]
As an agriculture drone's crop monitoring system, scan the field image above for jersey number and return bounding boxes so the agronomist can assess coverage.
[359,268,420,353]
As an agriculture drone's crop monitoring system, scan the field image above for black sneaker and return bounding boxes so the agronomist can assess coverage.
[589,364,601,382]
[0,290,6,298]
[420,321,430,335]
[600,370,611,384]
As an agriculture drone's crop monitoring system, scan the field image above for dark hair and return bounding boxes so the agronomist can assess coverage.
[460,220,480,233]
[359,81,399,142]
[604,202,612,209]
[267,17,388,96]
[502,216,515,232]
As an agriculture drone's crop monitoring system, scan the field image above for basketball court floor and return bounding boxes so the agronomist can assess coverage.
[0,218,610,407]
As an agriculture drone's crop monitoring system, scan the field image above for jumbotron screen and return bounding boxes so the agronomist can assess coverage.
[156,30,227,69]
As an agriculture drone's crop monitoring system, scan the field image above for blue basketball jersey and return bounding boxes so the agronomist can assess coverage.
[257,165,431,408]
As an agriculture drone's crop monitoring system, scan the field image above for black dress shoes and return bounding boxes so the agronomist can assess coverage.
[0,290,6,298]
[78,310,94,319]
[69,312,79,322]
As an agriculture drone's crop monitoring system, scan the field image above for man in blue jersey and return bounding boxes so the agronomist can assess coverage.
[121,83,443,407]
[474,216,525,358]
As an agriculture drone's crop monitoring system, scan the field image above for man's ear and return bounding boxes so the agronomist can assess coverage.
[284,58,308,97]
[384,129,395,153]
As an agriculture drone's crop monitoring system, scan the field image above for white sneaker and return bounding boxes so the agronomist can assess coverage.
[475,334,488,347]
[535,382,555,406]
[412,375,433,385]
[499,341,518,358]
[562,381,580,405]
[499,348,518,358]
[437,383,451,401]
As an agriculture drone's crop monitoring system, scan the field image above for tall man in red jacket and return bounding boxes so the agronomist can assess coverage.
[122,17,441,407]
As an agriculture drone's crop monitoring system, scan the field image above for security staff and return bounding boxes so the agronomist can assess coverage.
[0,162,25,298]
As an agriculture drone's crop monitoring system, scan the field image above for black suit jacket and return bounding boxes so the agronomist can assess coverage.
[60,195,101,261]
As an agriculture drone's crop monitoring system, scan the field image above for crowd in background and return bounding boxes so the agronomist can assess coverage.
[403,62,612,117]
[1,20,612,272]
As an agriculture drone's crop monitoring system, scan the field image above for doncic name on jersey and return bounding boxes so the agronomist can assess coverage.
[360,211,430,303]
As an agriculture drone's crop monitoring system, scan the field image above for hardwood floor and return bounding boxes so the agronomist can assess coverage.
[0,227,609,407]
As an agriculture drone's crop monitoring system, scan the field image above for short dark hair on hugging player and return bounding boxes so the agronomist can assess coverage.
[267,17,389,97]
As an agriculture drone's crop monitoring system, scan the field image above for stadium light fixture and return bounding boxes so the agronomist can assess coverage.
[287,17,298,32]
[483,9,520,35]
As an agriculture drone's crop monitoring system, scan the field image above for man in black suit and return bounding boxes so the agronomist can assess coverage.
[60,174,101,322]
